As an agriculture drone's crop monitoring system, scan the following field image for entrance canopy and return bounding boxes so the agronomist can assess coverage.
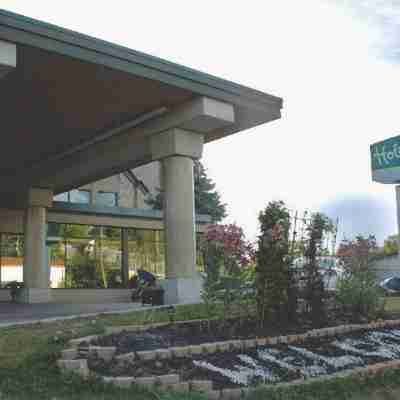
[0,9,282,200]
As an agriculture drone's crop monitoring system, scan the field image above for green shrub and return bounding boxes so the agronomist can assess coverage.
[303,213,334,328]
[256,201,293,328]
[336,234,385,321]
[336,270,385,321]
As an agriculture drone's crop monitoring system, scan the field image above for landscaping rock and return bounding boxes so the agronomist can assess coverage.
[109,363,126,376]
[230,340,243,351]
[61,348,77,360]
[135,376,156,388]
[77,347,89,357]
[243,339,257,350]
[241,387,252,398]
[105,325,144,334]
[207,390,221,400]
[189,345,203,355]
[217,341,231,352]
[155,349,171,359]
[69,335,98,347]
[157,374,180,387]
[114,377,135,388]
[115,352,135,362]
[169,382,190,393]
[278,336,288,344]
[295,334,306,343]
[286,335,297,344]
[101,376,115,384]
[136,350,156,361]
[190,380,213,392]
[57,359,89,378]
[266,337,278,345]
[202,343,217,354]
[256,338,267,347]
[221,388,242,399]
[170,346,190,358]
[91,346,116,361]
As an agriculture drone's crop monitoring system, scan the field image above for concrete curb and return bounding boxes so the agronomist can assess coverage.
[0,301,202,329]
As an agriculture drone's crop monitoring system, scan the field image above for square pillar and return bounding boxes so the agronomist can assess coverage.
[121,228,130,287]
[19,188,53,303]
[150,129,204,304]
[162,155,202,304]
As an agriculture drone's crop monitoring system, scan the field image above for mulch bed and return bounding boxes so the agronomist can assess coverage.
[87,328,400,389]
[83,313,400,389]
[91,311,347,354]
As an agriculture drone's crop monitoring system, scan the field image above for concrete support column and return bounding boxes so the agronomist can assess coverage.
[121,228,130,287]
[19,188,53,303]
[162,155,202,303]
[164,156,196,275]
[150,129,204,304]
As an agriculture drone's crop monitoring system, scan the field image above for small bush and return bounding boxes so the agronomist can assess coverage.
[336,235,385,322]
[336,270,385,321]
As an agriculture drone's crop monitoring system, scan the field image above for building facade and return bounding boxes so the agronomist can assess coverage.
[0,162,208,303]
[0,10,282,305]
[54,162,161,209]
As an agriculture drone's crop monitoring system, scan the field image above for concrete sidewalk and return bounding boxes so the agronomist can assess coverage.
[0,302,144,327]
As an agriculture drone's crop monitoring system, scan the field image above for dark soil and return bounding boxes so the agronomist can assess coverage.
[90,311,348,354]
[88,328,400,389]
[84,310,400,390]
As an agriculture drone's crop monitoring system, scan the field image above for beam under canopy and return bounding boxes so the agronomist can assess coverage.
[0,40,16,78]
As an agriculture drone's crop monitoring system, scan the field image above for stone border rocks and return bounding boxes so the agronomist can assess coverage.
[58,318,400,398]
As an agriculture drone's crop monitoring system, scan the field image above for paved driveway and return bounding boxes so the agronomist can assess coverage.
[0,302,142,327]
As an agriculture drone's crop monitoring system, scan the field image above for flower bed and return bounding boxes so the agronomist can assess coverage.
[57,318,400,398]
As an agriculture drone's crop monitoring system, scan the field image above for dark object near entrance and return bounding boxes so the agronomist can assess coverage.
[131,269,164,305]
[4,281,24,302]
[141,287,164,306]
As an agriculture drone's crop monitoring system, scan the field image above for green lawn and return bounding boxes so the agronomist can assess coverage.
[1,301,400,399]
[384,296,400,314]
[0,304,209,400]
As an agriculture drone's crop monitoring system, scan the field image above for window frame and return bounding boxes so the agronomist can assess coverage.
[69,189,91,204]
[54,190,91,204]
[95,191,119,207]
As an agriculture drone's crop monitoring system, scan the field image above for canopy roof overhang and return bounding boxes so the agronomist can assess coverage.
[0,9,283,201]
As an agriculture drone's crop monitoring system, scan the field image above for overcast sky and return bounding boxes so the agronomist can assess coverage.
[2,0,400,243]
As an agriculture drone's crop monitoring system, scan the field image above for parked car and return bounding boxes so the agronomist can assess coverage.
[379,276,400,295]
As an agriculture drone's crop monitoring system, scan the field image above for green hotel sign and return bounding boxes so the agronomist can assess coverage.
[371,135,400,184]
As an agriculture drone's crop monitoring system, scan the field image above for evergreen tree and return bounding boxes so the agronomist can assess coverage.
[146,160,227,222]
[256,200,293,327]
[304,213,334,327]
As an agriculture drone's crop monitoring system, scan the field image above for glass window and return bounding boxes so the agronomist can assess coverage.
[49,223,122,289]
[53,190,91,204]
[0,224,203,289]
[96,192,118,207]
[70,190,91,204]
[127,228,165,280]
[54,192,68,202]
[0,234,24,287]
[48,240,66,288]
